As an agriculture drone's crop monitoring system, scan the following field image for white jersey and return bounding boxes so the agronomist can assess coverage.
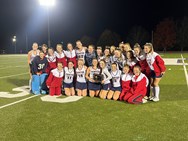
[101,68,112,84]
[64,50,76,58]
[46,54,56,63]
[63,67,74,84]
[51,68,64,78]
[76,48,85,61]
[89,67,101,81]
[135,52,146,61]
[111,55,125,70]
[30,50,39,64]
[76,67,86,83]
[126,59,137,68]
[55,51,66,59]
[121,73,133,82]
[97,55,104,62]
[146,52,159,70]
[111,70,122,87]
[103,56,111,70]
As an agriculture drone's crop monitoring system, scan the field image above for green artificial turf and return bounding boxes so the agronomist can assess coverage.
[0,55,188,141]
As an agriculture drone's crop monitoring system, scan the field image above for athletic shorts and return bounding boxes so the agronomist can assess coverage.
[64,82,74,88]
[150,70,163,78]
[76,81,87,90]
[101,83,111,90]
[110,86,122,92]
[88,81,101,91]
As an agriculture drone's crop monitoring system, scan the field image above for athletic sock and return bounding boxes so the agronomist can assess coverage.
[151,86,155,97]
[29,79,32,90]
[155,86,160,99]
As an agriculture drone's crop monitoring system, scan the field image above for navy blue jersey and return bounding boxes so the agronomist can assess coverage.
[85,51,96,67]
[32,56,48,75]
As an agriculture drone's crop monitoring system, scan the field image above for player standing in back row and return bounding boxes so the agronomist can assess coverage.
[144,43,166,102]
[75,40,86,62]
[27,42,40,91]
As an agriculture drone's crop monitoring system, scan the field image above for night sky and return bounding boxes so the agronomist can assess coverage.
[0,0,187,53]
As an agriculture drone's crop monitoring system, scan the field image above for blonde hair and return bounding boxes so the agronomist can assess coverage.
[144,43,154,53]
[134,43,141,50]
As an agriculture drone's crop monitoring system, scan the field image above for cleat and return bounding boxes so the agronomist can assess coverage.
[41,90,46,94]
[152,97,159,102]
[142,98,148,104]
[149,96,154,100]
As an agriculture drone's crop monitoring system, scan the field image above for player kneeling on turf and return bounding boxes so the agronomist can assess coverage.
[86,58,101,97]
[63,61,75,96]
[31,51,48,95]
[99,60,112,99]
[46,62,64,96]
[76,59,87,96]
[124,66,149,104]
[119,64,133,101]
[107,63,122,101]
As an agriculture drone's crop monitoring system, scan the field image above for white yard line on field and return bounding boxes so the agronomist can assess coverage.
[0,66,26,70]
[181,54,188,87]
[0,61,26,65]
[0,95,39,109]
[0,73,28,79]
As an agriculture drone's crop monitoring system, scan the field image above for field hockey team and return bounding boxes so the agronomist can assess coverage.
[28,41,166,104]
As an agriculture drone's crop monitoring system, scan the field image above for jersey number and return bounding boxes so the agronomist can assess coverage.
[38,64,45,70]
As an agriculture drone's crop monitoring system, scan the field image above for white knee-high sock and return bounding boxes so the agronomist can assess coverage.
[29,79,32,90]
[155,86,160,99]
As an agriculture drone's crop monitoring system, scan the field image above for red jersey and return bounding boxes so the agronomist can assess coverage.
[146,52,166,76]
[130,73,149,96]
[121,73,132,92]
[46,68,64,87]
[55,51,67,67]
[135,53,150,77]
[64,50,77,67]
[46,54,57,74]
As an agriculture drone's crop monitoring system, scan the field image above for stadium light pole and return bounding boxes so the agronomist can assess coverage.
[39,0,55,47]
[12,36,17,54]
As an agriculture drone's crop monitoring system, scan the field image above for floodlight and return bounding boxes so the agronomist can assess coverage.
[39,0,55,7]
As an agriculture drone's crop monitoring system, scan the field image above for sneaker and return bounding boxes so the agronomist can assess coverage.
[152,97,159,102]
[144,96,149,100]
[41,90,46,95]
[149,96,154,101]
[33,91,40,95]
[142,98,148,104]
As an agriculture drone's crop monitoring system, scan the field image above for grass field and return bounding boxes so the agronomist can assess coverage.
[0,54,188,141]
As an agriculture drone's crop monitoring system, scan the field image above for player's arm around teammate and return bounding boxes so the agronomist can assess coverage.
[64,43,77,67]
[31,51,48,94]
[99,60,112,99]
[107,63,122,101]
[46,62,64,96]
[75,59,87,96]
[144,43,166,102]
[86,58,101,97]
[63,61,75,96]
[27,43,39,90]
[119,64,133,101]
[46,48,57,74]
[124,66,149,104]
[55,44,67,67]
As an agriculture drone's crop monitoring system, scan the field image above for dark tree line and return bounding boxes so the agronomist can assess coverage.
[81,16,188,51]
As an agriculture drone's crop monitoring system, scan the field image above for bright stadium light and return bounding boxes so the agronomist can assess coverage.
[39,0,56,47]
[39,0,55,7]
[12,38,16,42]
[12,36,17,54]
